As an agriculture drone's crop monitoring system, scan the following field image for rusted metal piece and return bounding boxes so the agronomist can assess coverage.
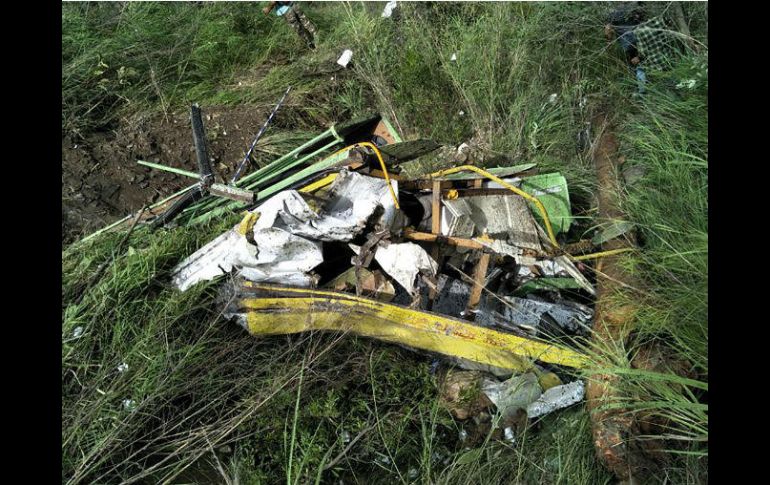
[404,229,484,250]
[427,180,443,306]
[208,183,256,204]
[465,239,492,317]
[585,115,646,481]
[353,230,390,296]
[403,230,544,261]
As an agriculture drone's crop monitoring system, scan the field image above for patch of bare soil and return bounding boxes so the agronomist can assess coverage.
[62,106,276,243]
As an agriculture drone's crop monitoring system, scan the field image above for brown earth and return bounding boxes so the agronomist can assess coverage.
[62,106,275,243]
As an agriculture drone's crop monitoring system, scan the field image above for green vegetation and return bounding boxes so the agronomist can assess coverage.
[62,2,707,483]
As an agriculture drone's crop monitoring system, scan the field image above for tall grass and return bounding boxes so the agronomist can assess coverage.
[581,51,708,481]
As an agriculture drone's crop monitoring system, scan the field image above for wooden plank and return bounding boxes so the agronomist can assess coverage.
[428,180,442,305]
[466,250,491,316]
[431,180,441,235]
[403,229,484,250]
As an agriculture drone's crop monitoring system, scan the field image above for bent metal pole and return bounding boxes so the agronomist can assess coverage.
[230,86,292,185]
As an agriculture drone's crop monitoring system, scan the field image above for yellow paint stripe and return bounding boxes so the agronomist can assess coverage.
[238,284,589,370]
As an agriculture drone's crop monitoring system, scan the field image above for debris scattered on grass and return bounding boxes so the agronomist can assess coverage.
[337,49,353,68]
[381,1,398,18]
[526,380,585,419]
[90,111,634,448]
[122,399,137,412]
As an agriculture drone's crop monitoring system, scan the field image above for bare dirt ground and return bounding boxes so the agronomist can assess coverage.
[62,106,273,243]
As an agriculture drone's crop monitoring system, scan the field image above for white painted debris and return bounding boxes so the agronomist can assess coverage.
[526,380,585,418]
[381,0,398,18]
[548,93,558,103]
[371,241,438,295]
[337,49,353,68]
[676,79,697,89]
[503,427,516,444]
[458,110,465,116]
[441,199,475,238]
[450,53,457,62]
[171,225,322,291]
[117,363,129,373]
[72,326,84,339]
[172,171,397,291]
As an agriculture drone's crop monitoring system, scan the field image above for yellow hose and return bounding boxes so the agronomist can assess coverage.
[327,142,400,209]
[571,247,635,261]
[429,165,559,247]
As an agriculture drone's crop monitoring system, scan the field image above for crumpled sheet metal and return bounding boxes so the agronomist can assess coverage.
[482,375,585,419]
[171,223,323,292]
[261,171,398,242]
[171,171,397,291]
[477,296,593,336]
[482,373,542,417]
[359,241,438,296]
[526,380,585,418]
[227,283,591,371]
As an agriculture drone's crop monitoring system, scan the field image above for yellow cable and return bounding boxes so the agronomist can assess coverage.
[429,165,558,247]
[326,142,400,209]
[570,247,635,261]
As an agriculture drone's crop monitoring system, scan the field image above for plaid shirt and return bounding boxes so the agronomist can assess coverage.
[635,18,680,70]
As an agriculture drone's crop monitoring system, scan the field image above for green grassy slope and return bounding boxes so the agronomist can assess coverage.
[62,2,708,483]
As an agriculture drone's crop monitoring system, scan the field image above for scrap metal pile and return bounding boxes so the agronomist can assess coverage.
[89,110,626,442]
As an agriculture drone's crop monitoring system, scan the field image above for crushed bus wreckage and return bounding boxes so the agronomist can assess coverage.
[87,109,634,442]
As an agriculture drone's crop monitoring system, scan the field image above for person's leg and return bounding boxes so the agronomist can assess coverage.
[292,6,317,36]
[283,9,313,47]
[283,9,301,34]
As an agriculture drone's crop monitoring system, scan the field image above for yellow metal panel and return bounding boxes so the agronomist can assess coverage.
[298,173,339,193]
[238,284,589,371]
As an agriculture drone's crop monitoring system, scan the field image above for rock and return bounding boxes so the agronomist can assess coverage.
[439,369,494,420]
